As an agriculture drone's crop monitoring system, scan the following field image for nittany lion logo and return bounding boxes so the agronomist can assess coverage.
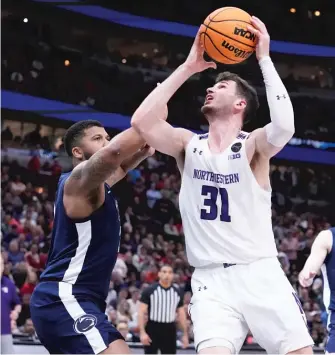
[73,315,97,334]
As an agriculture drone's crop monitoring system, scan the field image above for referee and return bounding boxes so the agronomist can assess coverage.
[138,265,189,354]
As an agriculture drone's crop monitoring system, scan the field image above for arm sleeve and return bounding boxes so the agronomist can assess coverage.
[259,56,295,147]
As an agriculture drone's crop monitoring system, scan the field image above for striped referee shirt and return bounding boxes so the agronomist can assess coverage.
[140,283,183,323]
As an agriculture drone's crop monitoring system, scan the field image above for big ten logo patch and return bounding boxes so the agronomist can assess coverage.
[228,142,242,160]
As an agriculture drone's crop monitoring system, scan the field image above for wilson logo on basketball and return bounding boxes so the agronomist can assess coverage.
[233,27,256,42]
[221,40,253,59]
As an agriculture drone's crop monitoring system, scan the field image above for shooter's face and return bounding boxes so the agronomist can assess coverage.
[201,80,246,118]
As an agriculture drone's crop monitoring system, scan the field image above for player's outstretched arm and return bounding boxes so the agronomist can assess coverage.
[106,145,155,186]
[131,30,215,158]
[299,230,332,287]
[247,17,295,158]
[65,128,146,197]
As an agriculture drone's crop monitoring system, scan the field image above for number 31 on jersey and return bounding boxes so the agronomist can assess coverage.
[200,185,231,222]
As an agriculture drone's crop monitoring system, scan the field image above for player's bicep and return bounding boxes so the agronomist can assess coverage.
[65,148,122,195]
[133,119,192,158]
[253,126,288,158]
[312,230,332,257]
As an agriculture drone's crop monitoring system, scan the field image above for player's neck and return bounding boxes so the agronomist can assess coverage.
[208,116,242,153]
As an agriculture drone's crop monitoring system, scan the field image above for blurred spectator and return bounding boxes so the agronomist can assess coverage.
[117,321,133,342]
[13,318,35,337]
[1,256,22,354]
[127,288,140,317]
[1,141,333,349]
[8,239,25,265]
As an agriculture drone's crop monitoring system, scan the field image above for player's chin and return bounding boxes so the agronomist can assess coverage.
[201,104,212,115]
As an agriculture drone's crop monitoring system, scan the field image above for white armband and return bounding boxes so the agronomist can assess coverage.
[259,56,295,147]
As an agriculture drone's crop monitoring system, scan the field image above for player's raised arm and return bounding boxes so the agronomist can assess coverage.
[247,17,295,158]
[65,127,146,196]
[299,230,332,287]
[131,31,216,158]
[106,145,155,186]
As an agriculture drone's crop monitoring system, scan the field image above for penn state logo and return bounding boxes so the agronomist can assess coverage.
[231,142,242,153]
[73,315,97,334]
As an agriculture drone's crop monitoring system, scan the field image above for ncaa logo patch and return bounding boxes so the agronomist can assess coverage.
[74,315,97,334]
[231,142,242,153]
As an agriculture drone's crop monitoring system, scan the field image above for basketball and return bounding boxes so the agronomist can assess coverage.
[200,7,256,64]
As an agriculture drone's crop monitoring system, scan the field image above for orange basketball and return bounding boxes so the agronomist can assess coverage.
[200,7,256,64]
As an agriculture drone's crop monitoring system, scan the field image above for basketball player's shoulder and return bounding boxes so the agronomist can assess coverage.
[317,229,333,250]
[175,128,195,146]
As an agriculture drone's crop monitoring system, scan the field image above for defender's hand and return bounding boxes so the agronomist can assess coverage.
[184,30,217,74]
[247,16,270,61]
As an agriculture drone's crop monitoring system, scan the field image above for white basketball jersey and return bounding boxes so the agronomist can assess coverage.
[179,132,278,267]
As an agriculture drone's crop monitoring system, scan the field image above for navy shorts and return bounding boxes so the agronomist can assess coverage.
[30,282,123,354]
[327,311,335,353]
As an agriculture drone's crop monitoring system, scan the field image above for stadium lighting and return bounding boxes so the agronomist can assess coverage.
[289,8,296,13]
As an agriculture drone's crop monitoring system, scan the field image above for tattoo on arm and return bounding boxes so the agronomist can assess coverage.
[67,149,121,195]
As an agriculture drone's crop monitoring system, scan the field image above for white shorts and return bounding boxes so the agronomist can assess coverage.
[189,257,314,354]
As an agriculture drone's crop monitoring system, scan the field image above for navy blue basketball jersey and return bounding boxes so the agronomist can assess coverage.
[322,228,335,312]
[40,172,121,301]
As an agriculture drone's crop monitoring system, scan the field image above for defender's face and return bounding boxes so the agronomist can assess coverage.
[75,126,111,160]
[201,80,244,116]
[159,266,174,284]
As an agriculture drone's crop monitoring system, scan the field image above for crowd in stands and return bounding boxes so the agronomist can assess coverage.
[2,13,335,141]
[1,4,335,351]
[1,139,334,348]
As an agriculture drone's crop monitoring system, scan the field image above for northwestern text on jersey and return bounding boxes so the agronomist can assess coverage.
[193,169,239,185]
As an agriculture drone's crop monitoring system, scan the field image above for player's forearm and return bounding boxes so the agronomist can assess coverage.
[259,57,295,147]
[178,308,188,335]
[69,129,145,191]
[120,146,152,173]
[303,251,326,276]
[132,64,194,131]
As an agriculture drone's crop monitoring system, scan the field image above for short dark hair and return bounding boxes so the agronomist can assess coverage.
[160,264,174,272]
[215,72,259,122]
[63,120,103,157]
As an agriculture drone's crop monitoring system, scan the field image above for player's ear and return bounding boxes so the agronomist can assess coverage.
[234,98,246,113]
[72,146,83,160]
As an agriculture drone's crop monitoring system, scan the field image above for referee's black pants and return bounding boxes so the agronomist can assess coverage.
[144,321,177,354]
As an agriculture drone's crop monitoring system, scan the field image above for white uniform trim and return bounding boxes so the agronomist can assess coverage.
[58,282,107,354]
[321,263,332,329]
[62,221,92,284]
